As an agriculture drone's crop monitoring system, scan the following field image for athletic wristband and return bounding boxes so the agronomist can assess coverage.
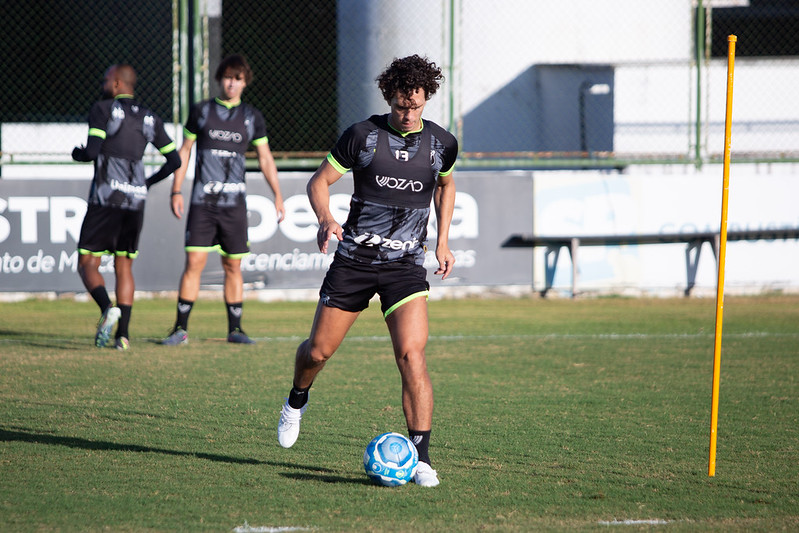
[171,191,182,196]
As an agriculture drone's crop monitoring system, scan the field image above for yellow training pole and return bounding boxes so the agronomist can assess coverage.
[708,34,737,477]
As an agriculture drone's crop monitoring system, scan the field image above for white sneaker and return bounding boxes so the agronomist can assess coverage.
[277,399,307,448]
[413,461,440,487]
[95,306,121,347]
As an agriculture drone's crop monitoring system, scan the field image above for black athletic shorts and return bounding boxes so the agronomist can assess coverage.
[184,202,249,257]
[319,254,430,318]
[77,204,144,258]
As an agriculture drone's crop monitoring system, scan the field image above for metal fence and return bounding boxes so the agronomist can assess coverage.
[1,0,797,173]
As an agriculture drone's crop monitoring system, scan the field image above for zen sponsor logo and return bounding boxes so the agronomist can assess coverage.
[353,232,419,251]
[202,182,246,195]
[208,129,243,143]
[374,175,424,192]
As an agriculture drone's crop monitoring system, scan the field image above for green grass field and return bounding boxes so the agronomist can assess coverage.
[1,294,797,532]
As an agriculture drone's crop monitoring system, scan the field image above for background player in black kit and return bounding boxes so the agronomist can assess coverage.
[162,54,285,346]
[276,55,458,487]
[73,64,180,350]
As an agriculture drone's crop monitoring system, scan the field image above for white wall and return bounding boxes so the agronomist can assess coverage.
[459,0,692,117]
[533,164,799,295]
[1,123,182,179]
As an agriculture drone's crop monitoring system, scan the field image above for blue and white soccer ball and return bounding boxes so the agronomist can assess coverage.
[363,432,419,486]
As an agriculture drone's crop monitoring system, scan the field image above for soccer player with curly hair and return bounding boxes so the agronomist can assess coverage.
[277,55,458,487]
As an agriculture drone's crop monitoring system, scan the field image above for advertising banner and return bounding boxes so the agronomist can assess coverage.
[0,171,534,293]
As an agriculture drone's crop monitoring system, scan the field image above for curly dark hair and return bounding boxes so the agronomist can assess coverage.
[215,54,253,85]
[376,55,444,103]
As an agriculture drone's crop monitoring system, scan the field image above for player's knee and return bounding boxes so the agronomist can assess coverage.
[308,345,334,365]
[299,339,333,366]
[395,348,427,370]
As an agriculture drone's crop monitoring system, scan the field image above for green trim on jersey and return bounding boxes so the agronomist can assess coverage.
[252,136,268,146]
[115,94,134,100]
[183,127,197,141]
[88,127,106,139]
[159,142,177,154]
[383,290,429,318]
[439,165,454,177]
[214,97,241,110]
[326,152,349,174]
[387,118,425,138]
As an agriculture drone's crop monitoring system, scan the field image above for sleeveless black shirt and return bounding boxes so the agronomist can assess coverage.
[334,115,453,265]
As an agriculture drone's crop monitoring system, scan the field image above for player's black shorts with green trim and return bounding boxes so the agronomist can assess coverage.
[184,202,249,257]
[77,205,144,258]
[319,253,430,317]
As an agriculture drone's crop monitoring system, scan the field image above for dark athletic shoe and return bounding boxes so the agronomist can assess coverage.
[161,328,188,346]
[227,328,255,344]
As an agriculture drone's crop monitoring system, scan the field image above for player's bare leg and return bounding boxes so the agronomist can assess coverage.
[220,256,252,343]
[221,256,243,303]
[179,251,209,301]
[78,254,121,348]
[113,255,135,306]
[386,297,432,431]
[278,302,359,448]
[294,302,360,387]
[112,255,135,349]
[386,296,439,486]
[78,254,105,292]
[162,251,209,345]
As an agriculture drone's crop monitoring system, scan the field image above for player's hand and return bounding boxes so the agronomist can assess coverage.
[170,193,184,219]
[317,218,343,253]
[275,199,286,223]
[435,245,455,280]
[71,146,89,162]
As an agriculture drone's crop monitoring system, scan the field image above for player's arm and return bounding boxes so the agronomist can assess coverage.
[254,139,285,222]
[72,136,103,162]
[169,135,195,219]
[145,148,181,189]
[72,103,107,162]
[433,169,456,280]
[307,156,345,253]
[145,123,181,190]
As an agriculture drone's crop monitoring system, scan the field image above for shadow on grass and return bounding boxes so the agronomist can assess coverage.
[0,329,89,350]
[281,472,373,485]
[0,427,335,473]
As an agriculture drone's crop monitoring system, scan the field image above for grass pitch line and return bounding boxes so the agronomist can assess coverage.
[598,519,670,526]
[232,524,313,533]
[0,332,795,346]
[251,331,799,343]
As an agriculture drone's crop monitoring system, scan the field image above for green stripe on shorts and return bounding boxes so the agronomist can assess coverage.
[383,290,429,319]
[185,245,221,253]
[78,248,110,257]
[185,245,249,259]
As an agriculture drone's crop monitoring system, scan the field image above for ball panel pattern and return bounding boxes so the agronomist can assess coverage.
[363,432,419,486]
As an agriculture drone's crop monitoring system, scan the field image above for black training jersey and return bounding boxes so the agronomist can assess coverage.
[185,98,267,207]
[328,114,458,265]
[86,96,175,211]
